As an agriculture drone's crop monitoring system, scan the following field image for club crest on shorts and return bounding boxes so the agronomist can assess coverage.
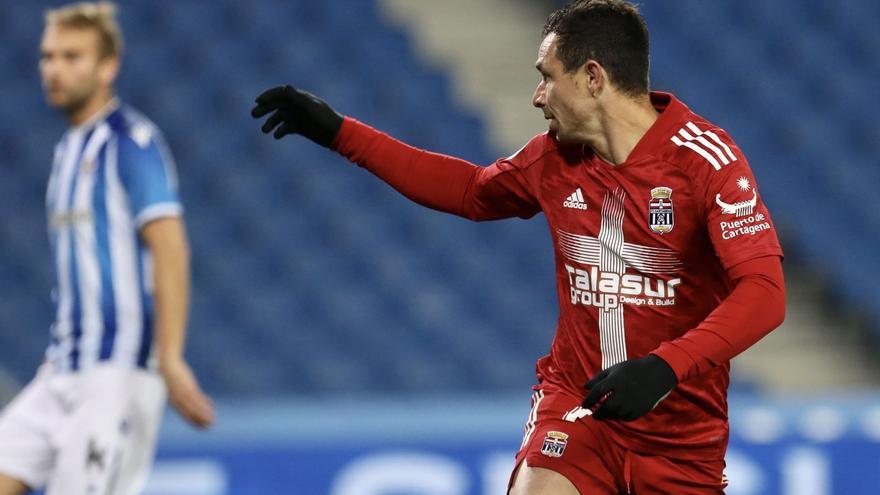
[540,431,569,458]
[648,186,674,234]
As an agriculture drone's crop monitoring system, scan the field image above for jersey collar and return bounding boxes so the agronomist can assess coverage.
[623,91,690,163]
[68,97,121,134]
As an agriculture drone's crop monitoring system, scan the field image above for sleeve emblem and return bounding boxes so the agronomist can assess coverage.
[716,177,757,217]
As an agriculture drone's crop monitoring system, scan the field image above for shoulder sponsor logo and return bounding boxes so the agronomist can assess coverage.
[563,188,588,210]
[716,178,772,239]
[670,121,737,171]
[716,176,757,217]
[648,186,674,234]
[719,213,771,240]
[540,431,569,458]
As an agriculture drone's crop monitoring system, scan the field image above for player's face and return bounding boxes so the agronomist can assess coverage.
[532,33,594,143]
[39,25,115,115]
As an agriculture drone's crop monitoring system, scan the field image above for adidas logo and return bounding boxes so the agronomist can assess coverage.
[563,188,588,210]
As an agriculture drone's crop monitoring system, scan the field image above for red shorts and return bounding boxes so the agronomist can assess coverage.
[511,385,727,494]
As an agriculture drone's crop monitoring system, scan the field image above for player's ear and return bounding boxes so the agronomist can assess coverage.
[97,55,120,87]
[583,60,605,98]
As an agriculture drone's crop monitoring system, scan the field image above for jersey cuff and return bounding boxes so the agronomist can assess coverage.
[331,116,359,153]
[135,202,183,229]
[650,344,698,383]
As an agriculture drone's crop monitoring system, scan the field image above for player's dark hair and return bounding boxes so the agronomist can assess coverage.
[542,0,649,96]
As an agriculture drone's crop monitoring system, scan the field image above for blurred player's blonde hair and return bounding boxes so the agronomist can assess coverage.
[45,1,123,59]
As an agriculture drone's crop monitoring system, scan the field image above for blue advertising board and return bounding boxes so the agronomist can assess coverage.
[143,394,880,495]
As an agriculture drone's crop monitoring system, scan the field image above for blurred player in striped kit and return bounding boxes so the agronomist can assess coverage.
[0,3,214,494]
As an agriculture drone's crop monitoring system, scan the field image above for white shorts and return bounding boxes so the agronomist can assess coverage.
[0,364,166,494]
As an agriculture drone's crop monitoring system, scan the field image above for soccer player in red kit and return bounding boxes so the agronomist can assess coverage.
[251,1,785,493]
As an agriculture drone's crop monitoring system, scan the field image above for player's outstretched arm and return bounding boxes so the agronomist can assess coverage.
[251,85,541,221]
[251,85,343,147]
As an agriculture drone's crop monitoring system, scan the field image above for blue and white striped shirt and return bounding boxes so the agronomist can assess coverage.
[45,99,181,373]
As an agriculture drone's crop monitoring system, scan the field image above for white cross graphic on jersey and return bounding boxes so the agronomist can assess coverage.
[558,188,683,369]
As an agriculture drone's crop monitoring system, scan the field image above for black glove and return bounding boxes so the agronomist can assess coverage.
[582,354,678,421]
[251,85,344,148]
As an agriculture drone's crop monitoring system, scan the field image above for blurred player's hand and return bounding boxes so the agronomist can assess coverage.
[251,85,344,147]
[582,355,678,421]
[160,356,216,429]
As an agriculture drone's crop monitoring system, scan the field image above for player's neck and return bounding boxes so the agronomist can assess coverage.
[67,90,115,128]
[590,93,658,165]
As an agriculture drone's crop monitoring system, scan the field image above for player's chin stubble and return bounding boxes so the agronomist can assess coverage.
[49,88,90,116]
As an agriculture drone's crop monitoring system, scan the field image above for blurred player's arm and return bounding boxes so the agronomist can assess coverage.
[652,255,786,382]
[251,85,540,220]
[141,218,215,429]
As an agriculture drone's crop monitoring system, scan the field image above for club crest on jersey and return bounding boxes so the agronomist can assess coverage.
[540,431,569,458]
[648,187,674,234]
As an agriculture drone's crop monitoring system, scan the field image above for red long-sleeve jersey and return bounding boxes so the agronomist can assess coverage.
[333,92,785,459]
